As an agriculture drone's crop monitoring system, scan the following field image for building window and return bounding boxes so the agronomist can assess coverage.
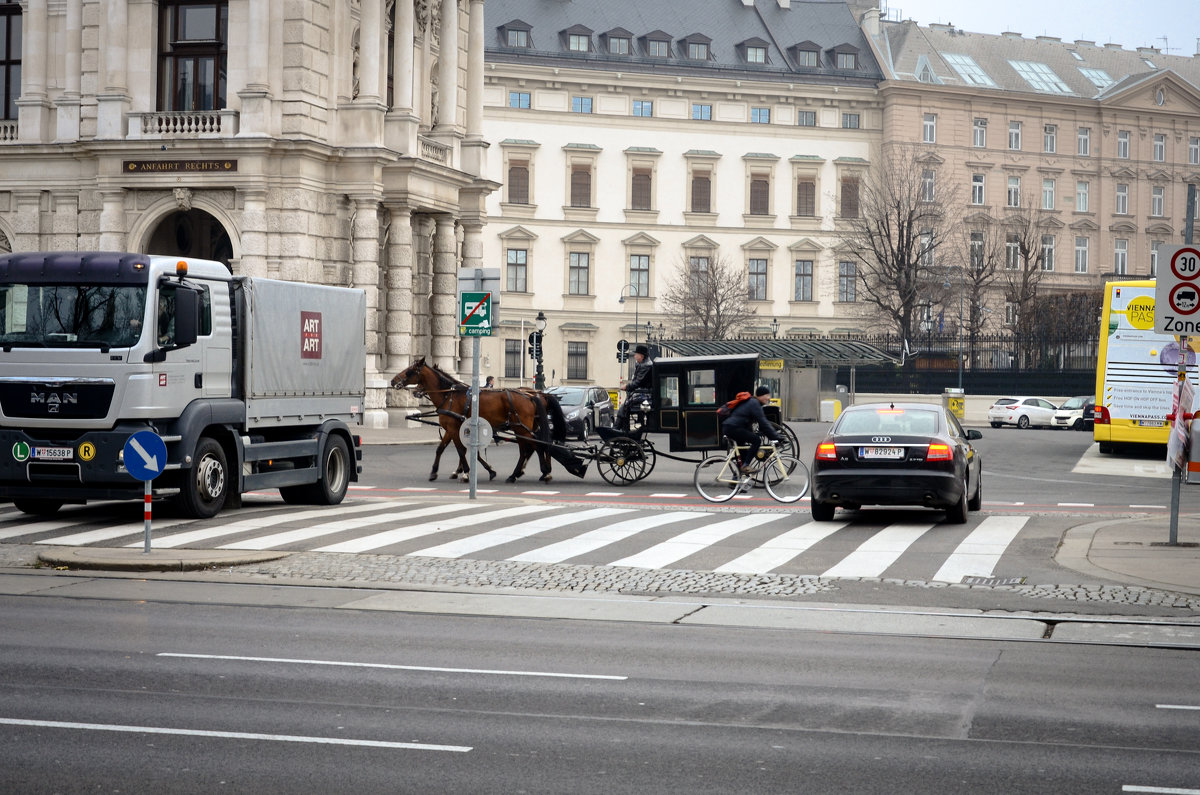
[508,91,530,109]
[1076,180,1089,212]
[838,261,856,302]
[970,232,985,269]
[647,39,669,58]
[158,1,229,111]
[2,0,21,119]
[1042,178,1055,210]
[1005,234,1021,270]
[746,46,766,64]
[1118,130,1130,159]
[687,255,710,294]
[506,29,529,47]
[923,113,937,143]
[920,230,935,266]
[751,107,770,124]
[797,110,816,127]
[1114,239,1128,275]
[971,174,985,205]
[1041,235,1055,271]
[1077,127,1090,156]
[568,252,590,295]
[608,37,630,55]
[1151,241,1163,276]
[504,339,523,378]
[1152,185,1164,217]
[945,53,996,87]
[748,259,768,300]
[749,176,771,215]
[631,168,652,211]
[921,169,935,202]
[1007,176,1021,207]
[568,33,589,52]
[506,248,527,292]
[840,176,860,218]
[1008,121,1022,150]
[795,49,818,67]
[1009,60,1072,94]
[632,100,653,117]
[570,165,591,207]
[794,260,813,301]
[507,160,529,204]
[842,113,860,129]
[692,103,712,121]
[565,341,588,380]
[1005,302,1018,327]
[1044,124,1057,153]
[1190,136,1200,165]
[630,254,650,298]
[1154,133,1166,162]
[691,169,712,213]
[836,51,857,69]
[793,179,815,217]
[571,96,593,113]
[688,41,709,60]
[1074,237,1089,273]
[973,118,987,147]
[1116,183,1128,215]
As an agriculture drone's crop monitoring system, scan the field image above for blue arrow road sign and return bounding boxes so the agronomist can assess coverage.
[124,430,167,481]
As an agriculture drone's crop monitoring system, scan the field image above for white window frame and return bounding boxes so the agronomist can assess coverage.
[1154,133,1166,162]
[923,113,937,143]
[973,118,987,147]
[1116,184,1128,215]
[1007,176,1021,207]
[1009,121,1022,150]
[1076,181,1089,213]
[1041,235,1055,271]
[1042,178,1055,210]
[1074,237,1089,273]
[1043,124,1056,153]
[1077,127,1090,156]
[1152,186,1165,217]
[1118,130,1130,159]
[971,174,985,205]
[1114,239,1128,275]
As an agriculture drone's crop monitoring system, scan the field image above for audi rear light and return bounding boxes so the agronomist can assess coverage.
[816,442,838,460]
[926,443,953,461]
[1094,405,1110,425]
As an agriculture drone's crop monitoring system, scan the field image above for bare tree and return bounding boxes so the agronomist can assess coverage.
[841,143,963,347]
[660,249,756,339]
[998,197,1058,340]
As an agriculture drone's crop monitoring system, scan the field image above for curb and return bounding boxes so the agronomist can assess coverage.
[36,546,291,573]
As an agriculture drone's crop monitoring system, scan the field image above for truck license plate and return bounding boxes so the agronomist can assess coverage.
[32,446,74,461]
[859,446,904,459]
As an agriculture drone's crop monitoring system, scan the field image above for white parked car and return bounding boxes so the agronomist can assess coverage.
[987,396,1058,429]
[1052,395,1096,431]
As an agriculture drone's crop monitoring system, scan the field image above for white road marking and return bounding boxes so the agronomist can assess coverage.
[714,522,849,573]
[314,504,558,553]
[609,513,784,570]
[408,507,631,559]
[158,652,627,680]
[821,523,936,579]
[0,717,470,753]
[1156,704,1200,710]
[0,518,97,541]
[399,487,437,491]
[219,503,478,550]
[932,515,1030,583]
[1058,502,1095,507]
[648,492,688,498]
[585,491,622,496]
[40,517,196,545]
[520,490,559,495]
[1122,787,1200,794]
[129,500,401,549]
[509,511,705,564]
[1132,504,1167,509]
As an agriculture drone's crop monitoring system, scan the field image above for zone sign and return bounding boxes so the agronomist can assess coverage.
[1154,246,1200,335]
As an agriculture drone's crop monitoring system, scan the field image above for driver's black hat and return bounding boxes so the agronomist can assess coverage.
[634,344,650,356]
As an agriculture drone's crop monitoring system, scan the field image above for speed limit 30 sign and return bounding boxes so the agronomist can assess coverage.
[1154,245,1200,334]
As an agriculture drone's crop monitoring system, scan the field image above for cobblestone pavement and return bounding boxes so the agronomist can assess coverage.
[5,543,1198,612]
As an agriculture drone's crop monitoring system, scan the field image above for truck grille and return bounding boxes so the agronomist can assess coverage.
[0,380,115,420]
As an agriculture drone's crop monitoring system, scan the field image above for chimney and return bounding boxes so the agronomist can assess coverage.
[1104,43,1123,50]
[1036,36,1061,43]
[863,7,880,37]
[776,0,791,8]
[1002,31,1023,39]
[741,0,753,6]
[1075,40,1095,48]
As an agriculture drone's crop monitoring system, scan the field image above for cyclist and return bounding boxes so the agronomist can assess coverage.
[721,385,782,474]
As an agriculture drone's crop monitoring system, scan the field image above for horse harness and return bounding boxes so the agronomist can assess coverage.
[416,381,536,437]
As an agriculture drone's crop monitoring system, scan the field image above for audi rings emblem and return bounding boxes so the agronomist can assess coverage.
[870,436,892,443]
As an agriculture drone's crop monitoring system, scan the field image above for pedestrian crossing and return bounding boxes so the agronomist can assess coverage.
[0,499,1032,583]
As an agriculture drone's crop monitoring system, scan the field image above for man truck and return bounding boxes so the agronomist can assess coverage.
[0,251,365,518]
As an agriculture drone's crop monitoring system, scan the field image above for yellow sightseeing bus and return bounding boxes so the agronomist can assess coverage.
[1094,279,1198,453]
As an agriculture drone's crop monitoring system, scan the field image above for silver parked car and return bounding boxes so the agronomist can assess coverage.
[987,396,1058,429]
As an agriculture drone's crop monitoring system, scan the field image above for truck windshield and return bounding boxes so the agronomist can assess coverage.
[0,283,148,349]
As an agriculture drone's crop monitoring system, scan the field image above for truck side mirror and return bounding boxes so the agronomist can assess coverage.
[174,287,200,347]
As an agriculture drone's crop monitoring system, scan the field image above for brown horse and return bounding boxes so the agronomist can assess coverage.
[392,358,583,483]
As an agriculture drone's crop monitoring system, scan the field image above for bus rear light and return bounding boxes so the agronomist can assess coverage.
[1093,405,1110,425]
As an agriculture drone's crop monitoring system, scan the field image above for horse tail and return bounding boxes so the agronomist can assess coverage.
[541,392,568,445]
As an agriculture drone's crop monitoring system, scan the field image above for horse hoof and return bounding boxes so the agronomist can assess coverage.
[540,475,552,483]
[506,476,517,484]
[428,474,437,481]
[488,471,497,481]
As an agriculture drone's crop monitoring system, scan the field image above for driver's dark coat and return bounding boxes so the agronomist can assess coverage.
[626,358,652,392]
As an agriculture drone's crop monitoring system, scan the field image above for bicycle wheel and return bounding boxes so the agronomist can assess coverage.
[694,454,743,503]
[762,454,809,503]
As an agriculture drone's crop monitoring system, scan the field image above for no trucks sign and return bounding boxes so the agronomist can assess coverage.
[1154,245,1200,335]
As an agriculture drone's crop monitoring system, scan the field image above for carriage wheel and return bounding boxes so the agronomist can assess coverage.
[597,437,655,485]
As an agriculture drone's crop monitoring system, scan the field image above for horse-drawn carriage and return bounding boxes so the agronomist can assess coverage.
[393,353,796,486]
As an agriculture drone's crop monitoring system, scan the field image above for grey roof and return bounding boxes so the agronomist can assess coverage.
[880,20,1200,98]
[486,0,884,85]
[659,337,895,365]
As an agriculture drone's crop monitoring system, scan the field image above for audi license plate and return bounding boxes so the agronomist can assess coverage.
[1138,420,1166,427]
[859,446,904,460]
[32,446,74,461]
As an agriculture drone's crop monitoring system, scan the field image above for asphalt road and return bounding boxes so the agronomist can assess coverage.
[3,594,1198,793]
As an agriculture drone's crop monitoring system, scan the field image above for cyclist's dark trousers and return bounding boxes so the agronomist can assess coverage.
[725,426,759,468]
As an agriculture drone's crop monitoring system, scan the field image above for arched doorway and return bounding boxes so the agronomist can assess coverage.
[146,209,233,269]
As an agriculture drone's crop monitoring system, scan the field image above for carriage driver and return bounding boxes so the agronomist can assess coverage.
[615,344,653,432]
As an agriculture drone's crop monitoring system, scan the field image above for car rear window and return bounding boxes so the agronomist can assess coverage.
[836,408,939,435]
[993,398,1017,406]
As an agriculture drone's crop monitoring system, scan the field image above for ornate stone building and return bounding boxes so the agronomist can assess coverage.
[0,0,496,425]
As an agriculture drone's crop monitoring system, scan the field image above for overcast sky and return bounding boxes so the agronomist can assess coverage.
[884,0,1200,56]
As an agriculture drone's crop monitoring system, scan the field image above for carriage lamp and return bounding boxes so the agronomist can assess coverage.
[534,311,547,390]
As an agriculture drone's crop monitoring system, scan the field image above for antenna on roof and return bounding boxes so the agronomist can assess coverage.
[1157,36,1179,54]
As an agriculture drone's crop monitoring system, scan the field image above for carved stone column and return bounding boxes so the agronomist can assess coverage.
[431,215,459,372]
[384,205,415,374]
[55,0,83,143]
[96,0,130,139]
[435,0,459,134]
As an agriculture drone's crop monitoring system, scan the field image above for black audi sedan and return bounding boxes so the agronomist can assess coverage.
[810,402,983,523]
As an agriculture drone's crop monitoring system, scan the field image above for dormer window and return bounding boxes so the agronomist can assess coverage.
[680,33,713,61]
[640,31,673,59]
[736,38,770,65]
[836,52,857,70]
[569,34,589,52]
[648,40,668,57]
[609,37,629,54]
[499,20,533,49]
[508,29,528,47]
[746,46,766,64]
[560,25,593,53]
[600,27,633,56]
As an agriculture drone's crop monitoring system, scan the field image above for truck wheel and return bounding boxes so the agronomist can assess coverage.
[14,498,63,516]
[280,435,351,506]
[178,437,229,519]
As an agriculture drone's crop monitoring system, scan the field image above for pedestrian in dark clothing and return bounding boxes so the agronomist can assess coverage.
[721,385,782,471]
[615,344,653,431]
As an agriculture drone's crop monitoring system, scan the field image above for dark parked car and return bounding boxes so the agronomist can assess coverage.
[547,386,614,440]
[810,402,983,524]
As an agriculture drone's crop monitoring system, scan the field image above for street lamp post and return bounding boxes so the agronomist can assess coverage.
[533,311,547,390]
[619,283,640,346]
[770,317,779,339]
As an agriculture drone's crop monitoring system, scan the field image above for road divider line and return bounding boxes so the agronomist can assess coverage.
[314,504,558,554]
[714,522,848,574]
[932,515,1030,583]
[609,513,784,570]
[408,507,631,559]
[821,523,935,579]
[0,717,470,752]
[508,511,704,564]
[1156,704,1200,710]
[219,502,476,550]
[157,652,627,680]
